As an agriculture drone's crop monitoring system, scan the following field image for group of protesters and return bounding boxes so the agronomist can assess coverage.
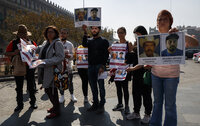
[5,9,198,126]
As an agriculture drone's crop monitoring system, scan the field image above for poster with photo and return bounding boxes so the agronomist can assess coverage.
[19,39,45,68]
[114,65,128,81]
[137,32,185,65]
[109,43,127,68]
[76,48,88,68]
[74,7,101,27]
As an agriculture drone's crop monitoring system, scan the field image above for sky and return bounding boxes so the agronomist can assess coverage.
[51,0,200,42]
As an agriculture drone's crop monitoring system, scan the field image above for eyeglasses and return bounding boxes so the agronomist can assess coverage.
[47,31,55,34]
[117,32,125,34]
[157,17,169,22]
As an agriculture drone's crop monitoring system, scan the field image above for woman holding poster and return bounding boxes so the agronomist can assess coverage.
[75,45,89,103]
[109,27,133,114]
[37,26,64,119]
[149,10,198,126]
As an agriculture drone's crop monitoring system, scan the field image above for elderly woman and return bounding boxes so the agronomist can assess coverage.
[37,26,64,119]
[149,10,198,126]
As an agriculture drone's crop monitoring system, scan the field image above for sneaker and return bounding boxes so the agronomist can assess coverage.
[87,104,98,112]
[84,96,88,103]
[124,106,130,115]
[126,112,141,120]
[59,95,65,103]
[95,106,105,114]
[112,104,123,111]
[141,114,151,124]
[71,94,77,102]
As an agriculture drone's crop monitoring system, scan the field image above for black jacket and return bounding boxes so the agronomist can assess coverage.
[132,48,146,79]
[82,35,109,65]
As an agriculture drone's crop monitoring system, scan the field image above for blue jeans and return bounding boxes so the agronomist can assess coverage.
[150,74,179,126]
[88,64,106,106]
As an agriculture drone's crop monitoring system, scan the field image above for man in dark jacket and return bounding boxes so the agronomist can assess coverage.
[82,25,109,113]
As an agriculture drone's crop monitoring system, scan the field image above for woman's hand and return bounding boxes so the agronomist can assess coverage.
[169,28,179,33]
[126,67,134,72]
[82,25,87,34]
[108,47,112,53]
[144,65,152,69]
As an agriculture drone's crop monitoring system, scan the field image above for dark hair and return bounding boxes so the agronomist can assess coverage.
[133,25,148,35]
[61,28,69,34]
[90,26,101,30]
[91,8,98,12]
[117,27,126,34]
[157,10,173,29]
[44,25,59,41]
[166,33,179,41]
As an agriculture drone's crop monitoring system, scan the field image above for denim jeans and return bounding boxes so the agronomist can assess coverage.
[88,64,106,106]
[149,74,179,126]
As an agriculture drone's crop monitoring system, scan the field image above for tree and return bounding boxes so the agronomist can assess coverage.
[1,10,113,46]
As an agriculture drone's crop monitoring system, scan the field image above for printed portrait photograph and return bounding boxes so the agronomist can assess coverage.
[161,33,183,56]
[87,8,101,21]
[75,8,87,22]
[138,35,160,57]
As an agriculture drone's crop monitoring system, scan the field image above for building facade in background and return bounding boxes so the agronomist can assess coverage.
[0,0,74,53]
[149,26,200,48]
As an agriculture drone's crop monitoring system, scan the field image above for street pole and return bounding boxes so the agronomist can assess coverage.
[83,0,85,8]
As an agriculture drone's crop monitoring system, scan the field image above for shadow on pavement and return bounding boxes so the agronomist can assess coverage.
[78,102,116,126]
[1,108,33,126]
[27,101,80,126]
[40,93,48,101]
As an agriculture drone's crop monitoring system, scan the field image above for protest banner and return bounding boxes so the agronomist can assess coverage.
[137,32,185,65]
[74,7,101,27]
[19,39,45,68]
[114,65,128,81]
[76,48,88,68]
[109,43,127,68]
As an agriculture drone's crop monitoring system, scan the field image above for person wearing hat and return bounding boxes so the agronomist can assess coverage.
[5,24,38,112]
[161,33,183,56]
[139,36,159,57]
[88,8,100,21]
[76,9,86,21]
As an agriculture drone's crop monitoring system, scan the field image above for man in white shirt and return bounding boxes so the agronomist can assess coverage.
[59,28,77,103]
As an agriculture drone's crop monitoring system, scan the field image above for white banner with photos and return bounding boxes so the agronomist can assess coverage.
[137,32,185,65]
[109,43,127,68]
[76,48,88,68]
[74,7,101,27]
[19,39,45,68]
[114,65,128,81]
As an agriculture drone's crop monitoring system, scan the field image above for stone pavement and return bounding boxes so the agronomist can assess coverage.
[0,60,200,126]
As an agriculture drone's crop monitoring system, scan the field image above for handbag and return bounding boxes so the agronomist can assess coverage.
[143,70,152,85]
[12,55,26,76]
[53,42,68,90]
[54,67,68,90]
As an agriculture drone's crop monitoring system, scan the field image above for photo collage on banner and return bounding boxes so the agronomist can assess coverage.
[76,48,88,68]
[74,7,101,27]
[109,43,127,68]
[19,39,45,68]
[137,32,185,65]
[109,43,128,81]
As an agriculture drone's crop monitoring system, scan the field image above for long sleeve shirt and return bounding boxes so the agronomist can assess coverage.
[82,35,109,65]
